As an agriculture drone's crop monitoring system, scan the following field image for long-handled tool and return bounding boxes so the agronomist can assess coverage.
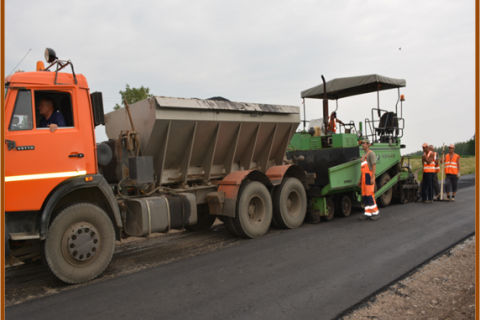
[440,143,445,200]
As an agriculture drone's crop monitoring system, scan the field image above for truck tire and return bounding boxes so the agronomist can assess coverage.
[335,194,352,217]
[233,181,272,239]
[377,173,393,207]
[186,204,216,231]
[44,203,115,284]
[323,197,335,221]
[272,177,307,229]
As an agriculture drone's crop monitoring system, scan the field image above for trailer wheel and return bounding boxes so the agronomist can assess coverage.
[233,181,272,239]
[323,198,335,221]
[44,203,115,284]
[335,194,352,217]
[186,204,216,231]
[377,173,393,207]
[272,178,307,229]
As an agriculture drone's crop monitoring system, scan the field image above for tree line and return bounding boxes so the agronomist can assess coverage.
[113,84,153,110]
[406,135,475,156]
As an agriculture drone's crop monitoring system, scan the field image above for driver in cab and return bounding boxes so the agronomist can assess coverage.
[38,98,66,132]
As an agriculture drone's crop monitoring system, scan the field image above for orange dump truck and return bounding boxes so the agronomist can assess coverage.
[5,49,310,283]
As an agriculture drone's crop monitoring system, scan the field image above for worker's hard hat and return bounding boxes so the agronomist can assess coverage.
[449,144,455,148]
[422,143,428,147]
[362,138,370,144]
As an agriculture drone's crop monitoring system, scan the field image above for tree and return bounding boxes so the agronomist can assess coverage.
[467,134,475,156]
[113,84,153,110]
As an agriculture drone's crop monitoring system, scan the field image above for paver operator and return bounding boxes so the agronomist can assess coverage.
[358,138,379,221]
[441,144,461,201]
[327,111,344,134]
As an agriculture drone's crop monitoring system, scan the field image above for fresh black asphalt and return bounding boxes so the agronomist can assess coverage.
[6,175,476,320]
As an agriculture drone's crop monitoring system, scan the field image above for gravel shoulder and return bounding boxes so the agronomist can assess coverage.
[342,236,476,320]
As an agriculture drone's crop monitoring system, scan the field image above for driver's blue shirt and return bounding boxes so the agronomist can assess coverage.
[40,111,66,128]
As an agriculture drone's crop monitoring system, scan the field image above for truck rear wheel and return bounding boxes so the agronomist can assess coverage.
[272,178,307,229]
[335,194,352,217]
[186,204,216,231]
[44,203,115,284]
[377,173,393,207]
[233,181,272,239]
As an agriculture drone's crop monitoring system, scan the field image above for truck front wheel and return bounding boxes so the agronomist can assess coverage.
[44,203,116,284]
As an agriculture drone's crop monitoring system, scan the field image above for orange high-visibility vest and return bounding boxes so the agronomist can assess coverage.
[361,151,375,196]
[423,151,436,173]
[445,153,460,175]
[434,152,440,173]
[328,117,337,133]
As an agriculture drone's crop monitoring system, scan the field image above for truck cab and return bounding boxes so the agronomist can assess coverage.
[4,50,121,283]
[5,71,96,211]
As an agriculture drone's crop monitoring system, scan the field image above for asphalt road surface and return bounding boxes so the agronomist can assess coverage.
[6,174,475,320]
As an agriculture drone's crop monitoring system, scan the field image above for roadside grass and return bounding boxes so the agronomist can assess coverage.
[406,155,476,182]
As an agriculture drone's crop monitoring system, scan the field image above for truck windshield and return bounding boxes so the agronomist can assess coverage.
[4,83,9,101]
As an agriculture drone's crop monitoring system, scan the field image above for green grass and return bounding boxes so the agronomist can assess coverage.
[405,155,476,182]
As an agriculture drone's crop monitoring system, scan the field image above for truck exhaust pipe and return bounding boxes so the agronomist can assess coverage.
[321,75,329,133]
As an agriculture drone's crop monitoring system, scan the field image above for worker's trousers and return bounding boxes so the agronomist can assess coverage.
[422,172,434,201]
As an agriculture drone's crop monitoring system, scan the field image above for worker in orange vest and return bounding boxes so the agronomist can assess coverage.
[327,111,345,134]
[440,144,461,201]
[421,143,435,203]
[429,145,441,199]
[358,138,379,220]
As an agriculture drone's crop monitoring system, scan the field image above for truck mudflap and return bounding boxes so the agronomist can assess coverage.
[39,174,122,240]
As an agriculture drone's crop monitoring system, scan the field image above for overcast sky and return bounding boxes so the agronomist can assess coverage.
[5,0,476,154]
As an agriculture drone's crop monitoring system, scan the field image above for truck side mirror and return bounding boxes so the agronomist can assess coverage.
[91,92,105,126]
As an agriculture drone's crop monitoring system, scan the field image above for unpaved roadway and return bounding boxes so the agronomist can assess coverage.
[5,175,475,319]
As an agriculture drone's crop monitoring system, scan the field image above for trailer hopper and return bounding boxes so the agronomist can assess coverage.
[105,96,301,186]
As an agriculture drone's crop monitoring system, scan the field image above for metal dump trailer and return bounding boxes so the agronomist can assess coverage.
[101,96,310,241]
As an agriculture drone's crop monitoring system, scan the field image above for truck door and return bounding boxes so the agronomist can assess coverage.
[5,88,87,212]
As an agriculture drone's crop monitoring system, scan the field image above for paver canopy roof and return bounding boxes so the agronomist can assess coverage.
[301,74,406,100]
